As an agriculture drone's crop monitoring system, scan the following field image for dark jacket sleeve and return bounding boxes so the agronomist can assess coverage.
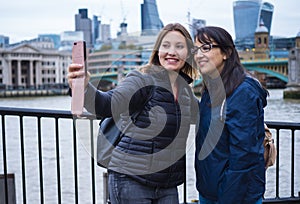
[83,70,149,119]
[218,84,265,204]
[83,82,113,118]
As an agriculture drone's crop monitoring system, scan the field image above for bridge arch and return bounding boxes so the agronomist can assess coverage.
[245,66,288,83]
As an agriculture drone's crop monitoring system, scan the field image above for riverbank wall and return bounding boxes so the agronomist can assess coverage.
[0,88,69,98]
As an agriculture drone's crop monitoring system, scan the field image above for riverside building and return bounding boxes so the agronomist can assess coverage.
[0,42,71,91]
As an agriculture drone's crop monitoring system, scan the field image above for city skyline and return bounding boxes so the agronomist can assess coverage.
[1,0,299,44]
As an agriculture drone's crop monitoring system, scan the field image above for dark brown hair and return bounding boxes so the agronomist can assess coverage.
[194,26,246,97]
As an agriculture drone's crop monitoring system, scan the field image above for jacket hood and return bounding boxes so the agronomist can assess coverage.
[245,76,268,108]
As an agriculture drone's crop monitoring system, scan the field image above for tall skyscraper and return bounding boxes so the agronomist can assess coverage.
[100,24,111,43]
[75,8,93,48]
[260,2,274,34]
[93,15,101,45]
[233,0,274,50]
[141,0,164,36]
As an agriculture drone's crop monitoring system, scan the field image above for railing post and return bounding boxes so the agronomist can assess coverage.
[0,173,16,204]
[103,172,110,204]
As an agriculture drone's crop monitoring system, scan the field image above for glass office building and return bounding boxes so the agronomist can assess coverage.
[260,2,274,34]
[0,35,9,48]
[233,0,274,50]
[92,15,100,46]
[38,34,61,50]
[75,9,93,48]
[141,0,164,36]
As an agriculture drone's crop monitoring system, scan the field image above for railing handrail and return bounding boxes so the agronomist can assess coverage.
[0,106,74,118]
[266,121,300,130]
[2,106,300,129]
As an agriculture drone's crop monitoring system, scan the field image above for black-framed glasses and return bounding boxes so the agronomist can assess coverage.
[191,44,221,55]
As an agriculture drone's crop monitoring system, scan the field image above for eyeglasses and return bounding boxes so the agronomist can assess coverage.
[191,44,221,55]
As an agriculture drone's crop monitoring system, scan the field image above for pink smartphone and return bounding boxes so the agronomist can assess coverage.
[71,41,87,116]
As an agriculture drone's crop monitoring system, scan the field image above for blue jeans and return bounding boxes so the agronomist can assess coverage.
[108,171,179,204]
[198,195,263,204]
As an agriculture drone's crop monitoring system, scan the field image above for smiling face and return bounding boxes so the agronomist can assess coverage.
[158,31,189,72]
[193,37,227,78]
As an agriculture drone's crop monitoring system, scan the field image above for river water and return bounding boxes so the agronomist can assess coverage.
[0,89,299,203]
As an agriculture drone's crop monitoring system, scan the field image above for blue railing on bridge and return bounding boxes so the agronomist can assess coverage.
[0,107,300,204]
[89,59,288,88]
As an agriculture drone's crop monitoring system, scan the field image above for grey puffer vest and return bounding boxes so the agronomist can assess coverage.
[107,69,197,188]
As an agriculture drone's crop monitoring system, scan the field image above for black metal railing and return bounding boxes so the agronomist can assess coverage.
[0,107,300,204]
[263,121,300,203]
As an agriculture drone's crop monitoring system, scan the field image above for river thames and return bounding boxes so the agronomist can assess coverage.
[0,88,300,203]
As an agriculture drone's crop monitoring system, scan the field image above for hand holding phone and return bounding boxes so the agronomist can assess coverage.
[71,41,87,116]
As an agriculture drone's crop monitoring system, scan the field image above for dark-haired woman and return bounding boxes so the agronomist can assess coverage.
[193,26,268,204]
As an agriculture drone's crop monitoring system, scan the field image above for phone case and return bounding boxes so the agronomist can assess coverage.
[71,41,87,116]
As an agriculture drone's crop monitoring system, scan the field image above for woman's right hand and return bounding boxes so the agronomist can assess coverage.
[67,63,91,89]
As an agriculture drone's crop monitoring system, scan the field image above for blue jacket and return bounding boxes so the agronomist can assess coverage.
[85,67,198,188]
[195,76,268,204]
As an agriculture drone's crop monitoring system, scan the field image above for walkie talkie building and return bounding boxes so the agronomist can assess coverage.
[233,0,274,50]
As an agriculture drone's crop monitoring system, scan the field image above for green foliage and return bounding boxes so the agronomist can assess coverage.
[118,43,142,50]
[99,44,112,51]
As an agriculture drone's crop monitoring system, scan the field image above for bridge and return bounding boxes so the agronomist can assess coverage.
[89,59,288,88]
[242,59,288,83]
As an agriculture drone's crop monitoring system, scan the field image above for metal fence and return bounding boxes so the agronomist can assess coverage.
[0,107,300,204]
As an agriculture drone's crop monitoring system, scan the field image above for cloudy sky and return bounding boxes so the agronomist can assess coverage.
[1,0,299,44]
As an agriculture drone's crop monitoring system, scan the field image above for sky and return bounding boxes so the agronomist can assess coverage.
[1,0,300,44]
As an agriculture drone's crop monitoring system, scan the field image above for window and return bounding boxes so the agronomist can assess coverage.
[257,37,261,44]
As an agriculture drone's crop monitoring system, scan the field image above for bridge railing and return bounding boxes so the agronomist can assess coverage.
[0,107,299,204]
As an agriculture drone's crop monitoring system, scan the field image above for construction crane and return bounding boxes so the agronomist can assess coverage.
[120,0,128,23]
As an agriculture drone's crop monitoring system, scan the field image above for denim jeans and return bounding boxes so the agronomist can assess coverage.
[198,194,263,204]
[108,171,179,204]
